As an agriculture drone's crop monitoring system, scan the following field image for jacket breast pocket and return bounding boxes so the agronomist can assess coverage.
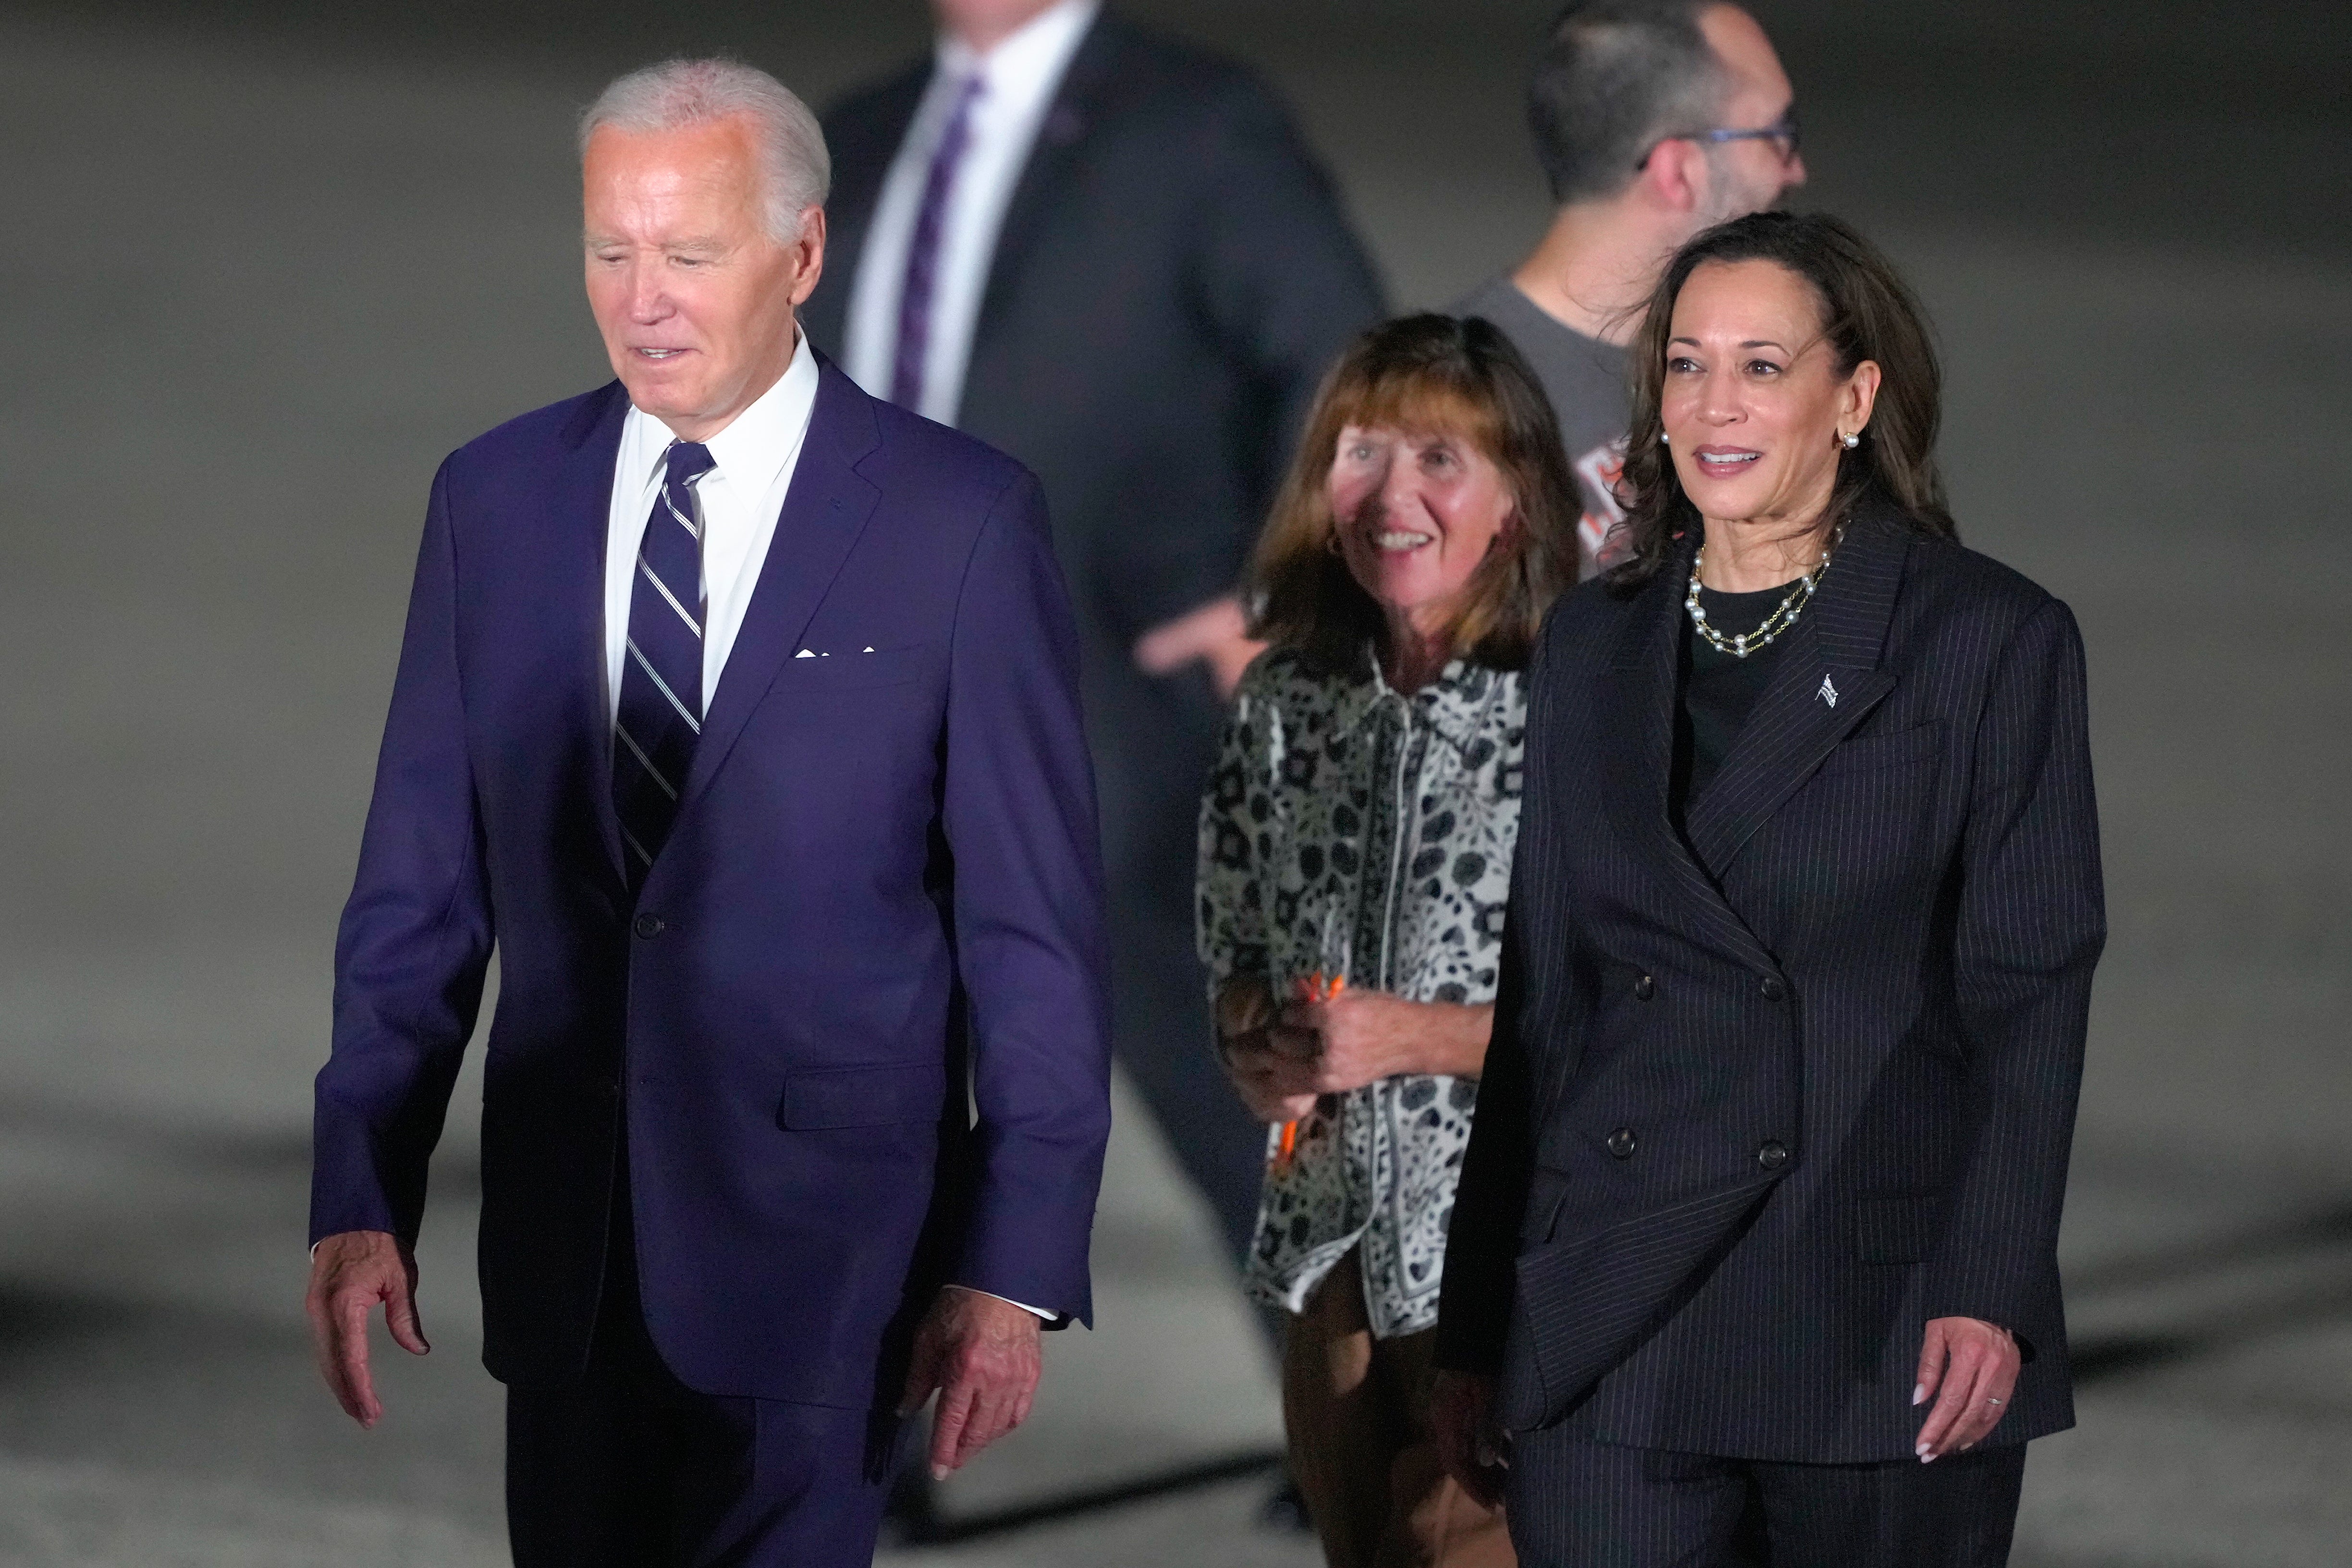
[777,1060,948,1130]
[770,643,934,694]
[1855,1191,1943,1265]
[1818,720,1941,776]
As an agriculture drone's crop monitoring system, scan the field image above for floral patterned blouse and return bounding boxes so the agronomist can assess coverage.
[1196,646,1526,1339]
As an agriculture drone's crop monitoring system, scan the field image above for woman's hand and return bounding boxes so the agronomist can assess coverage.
[1430,1370,1509,1508]
[1277,991,1494,1091]
[1215,979,1319,1125]
[1222,1034,1321,1124]
[1912,1316,2021,1462]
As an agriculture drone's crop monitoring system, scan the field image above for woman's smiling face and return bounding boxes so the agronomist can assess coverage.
[1326,424,1516,630]
[1661,257,1878,531]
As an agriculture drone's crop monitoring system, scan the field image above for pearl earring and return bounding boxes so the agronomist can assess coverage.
[1660,432,1670,445]
[1840,431,1860,449]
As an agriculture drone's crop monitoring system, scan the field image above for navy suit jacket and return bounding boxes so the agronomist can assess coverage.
[310,357,1114,1407]
[1436,505,2105,1463]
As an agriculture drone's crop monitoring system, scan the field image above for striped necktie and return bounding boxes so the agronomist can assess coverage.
[891,72,985,412]
[612,440,715,890]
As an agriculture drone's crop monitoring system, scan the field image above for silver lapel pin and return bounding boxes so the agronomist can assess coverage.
[1818,674,1839,708]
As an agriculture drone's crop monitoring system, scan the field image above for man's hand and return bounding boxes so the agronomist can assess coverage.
[306,1229,429,1428]
[1133,595,1264,699]
[1912,1315,2020,1462]
[1431,1370,1509,1508]
[897,1286,1044,1480]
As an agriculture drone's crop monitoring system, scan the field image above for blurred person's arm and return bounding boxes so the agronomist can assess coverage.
[1134,595,1263,700]
[1134,70,1384,697]
[306,459,495,1425]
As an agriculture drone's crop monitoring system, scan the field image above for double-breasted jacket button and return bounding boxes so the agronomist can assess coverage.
[1758,976,1787,1002]
[1606,1127,1638,1159]
[1757,1140,1790,1170]
[1633,974,1656,1001]
[632,912,666,940]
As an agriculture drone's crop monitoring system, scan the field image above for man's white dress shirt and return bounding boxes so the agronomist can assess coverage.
[604,333,821,720]
[843,0,1100,425]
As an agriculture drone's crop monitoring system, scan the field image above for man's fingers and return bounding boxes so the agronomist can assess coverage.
[896,1331,943,1419]
[332,1292,381,1426]
[385,1281,431,1357]
[928,1378,977,1480]
[956,1388,1012,1467]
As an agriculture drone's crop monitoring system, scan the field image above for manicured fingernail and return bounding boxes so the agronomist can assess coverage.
[1912,1383,1927,1405]
[931,1464,950,1481]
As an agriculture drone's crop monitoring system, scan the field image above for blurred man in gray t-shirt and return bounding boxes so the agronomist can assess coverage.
[1454,1,1805,575]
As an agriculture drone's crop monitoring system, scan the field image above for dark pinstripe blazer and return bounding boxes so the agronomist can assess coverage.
[1434,503,2105,1464]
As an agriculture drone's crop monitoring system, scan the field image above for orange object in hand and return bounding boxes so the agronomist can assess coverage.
[1273,973,1347,1166]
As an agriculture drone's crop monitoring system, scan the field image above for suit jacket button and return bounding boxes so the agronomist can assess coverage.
[1606,1127,1637,1159]
[1758,1140,1790,1170]
[632,913,666,940]
[1759,976,1787,1002]
[1634,974,1656,1001]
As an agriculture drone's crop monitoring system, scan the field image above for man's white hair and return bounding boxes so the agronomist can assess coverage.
[580,58,830,242]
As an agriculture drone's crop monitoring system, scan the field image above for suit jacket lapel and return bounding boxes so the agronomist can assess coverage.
[556,382,632,885]
[1597,536,1778,971]
[964,13,1117,392]
[1683,511,1911,878]
[678,359,884,810]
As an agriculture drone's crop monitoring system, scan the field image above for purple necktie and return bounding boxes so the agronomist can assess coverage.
[612,441,713,890]
[892,73,985,412]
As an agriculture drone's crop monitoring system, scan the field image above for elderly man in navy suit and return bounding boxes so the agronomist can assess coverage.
[304,58,1111,1567]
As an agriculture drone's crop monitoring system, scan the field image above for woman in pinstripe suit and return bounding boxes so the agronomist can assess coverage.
[1429,212,2104,1566]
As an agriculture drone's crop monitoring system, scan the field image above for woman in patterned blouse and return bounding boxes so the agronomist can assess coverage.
[1197,314,1581,1568]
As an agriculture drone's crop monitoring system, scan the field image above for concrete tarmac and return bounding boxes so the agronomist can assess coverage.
[0,3,2345,1564]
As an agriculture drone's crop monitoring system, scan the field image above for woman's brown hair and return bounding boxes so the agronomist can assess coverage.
[1247,314,1581,673]
[1608,210,1956,590]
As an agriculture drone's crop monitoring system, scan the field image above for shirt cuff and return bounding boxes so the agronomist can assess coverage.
[948,1284,1055,1321]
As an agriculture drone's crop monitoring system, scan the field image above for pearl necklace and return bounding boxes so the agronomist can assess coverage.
[1685,527,1841,660]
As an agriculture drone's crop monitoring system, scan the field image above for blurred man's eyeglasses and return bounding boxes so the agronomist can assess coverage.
[1641,107,1802,169]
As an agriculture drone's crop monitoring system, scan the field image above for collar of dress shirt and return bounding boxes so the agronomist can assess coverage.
[1330,645,1516,754]
[619,327,820,501]
[936,0,1099,111]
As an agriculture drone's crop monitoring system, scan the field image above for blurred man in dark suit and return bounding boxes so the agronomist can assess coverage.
[1456,0,1804,577]
[803,0,1385,1297]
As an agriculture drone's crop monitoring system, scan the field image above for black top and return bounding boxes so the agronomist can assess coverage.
[1670,583,1797,820]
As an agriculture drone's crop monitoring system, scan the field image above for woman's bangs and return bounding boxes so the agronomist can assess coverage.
[1337,371,1506,457]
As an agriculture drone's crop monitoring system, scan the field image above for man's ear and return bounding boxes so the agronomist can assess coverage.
[789,206,828,306]
[1637,139,1710,216]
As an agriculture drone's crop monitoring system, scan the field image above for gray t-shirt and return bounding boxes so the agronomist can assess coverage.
[1452,275,1632,575]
